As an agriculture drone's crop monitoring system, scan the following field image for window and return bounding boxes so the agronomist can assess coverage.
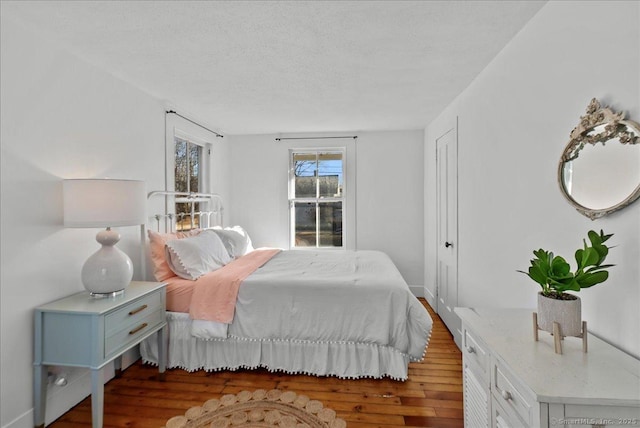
[174,136,203,230]
[289,150,344,248]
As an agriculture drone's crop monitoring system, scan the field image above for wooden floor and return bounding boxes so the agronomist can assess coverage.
[50,300,463,428]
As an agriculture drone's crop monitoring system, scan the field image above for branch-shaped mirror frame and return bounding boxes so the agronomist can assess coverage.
[558,98,640,220]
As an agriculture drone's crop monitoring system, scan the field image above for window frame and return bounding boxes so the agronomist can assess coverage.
[173,134,206,195]
[165,125,212,230]
[288,148,346,249]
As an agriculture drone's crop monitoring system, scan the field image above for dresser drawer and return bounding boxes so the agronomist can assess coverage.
[492,394,528,428]
[105,292,163,334]
[492,359,534,427]
[463,327,489,377]
[105,309,164,358]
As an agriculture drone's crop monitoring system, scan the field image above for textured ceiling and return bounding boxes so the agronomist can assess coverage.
[3,1,546,135]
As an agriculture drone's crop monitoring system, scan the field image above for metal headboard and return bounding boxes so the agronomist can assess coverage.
[147,190,224,232]
[140,190,224,281]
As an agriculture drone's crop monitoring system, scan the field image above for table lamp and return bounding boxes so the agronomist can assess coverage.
[63,179,146,297]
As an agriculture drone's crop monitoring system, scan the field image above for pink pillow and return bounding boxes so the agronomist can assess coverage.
[148,229,202,281]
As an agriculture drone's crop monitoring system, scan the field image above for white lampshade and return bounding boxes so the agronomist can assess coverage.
[63,179,146,227]
[63,179,146,296]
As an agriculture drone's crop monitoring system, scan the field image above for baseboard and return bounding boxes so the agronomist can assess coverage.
[409,285,424,298]
[2,409,32,428]
[3,347,140,428]
[423,286,437,309]
[2,367,92,428]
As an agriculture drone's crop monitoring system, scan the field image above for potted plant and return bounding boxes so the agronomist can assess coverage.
[519,229,614,337]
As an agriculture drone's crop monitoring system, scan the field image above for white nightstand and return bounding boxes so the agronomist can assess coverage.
[33,281,167,428]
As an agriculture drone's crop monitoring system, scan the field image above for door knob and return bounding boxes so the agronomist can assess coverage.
[445,241,453,248]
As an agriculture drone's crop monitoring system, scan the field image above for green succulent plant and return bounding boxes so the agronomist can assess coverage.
[519,230,614,299]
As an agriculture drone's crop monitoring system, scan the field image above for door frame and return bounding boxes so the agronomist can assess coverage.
[434,118,461,348]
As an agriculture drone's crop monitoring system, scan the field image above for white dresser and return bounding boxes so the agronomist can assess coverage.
[455,307,640,428]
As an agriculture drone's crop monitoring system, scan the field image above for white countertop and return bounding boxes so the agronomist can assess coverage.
[455,307,640,406]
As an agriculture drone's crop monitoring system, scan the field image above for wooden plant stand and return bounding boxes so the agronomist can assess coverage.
[533,312,587,354]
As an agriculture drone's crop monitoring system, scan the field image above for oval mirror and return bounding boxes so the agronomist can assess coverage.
[558,99,640,220]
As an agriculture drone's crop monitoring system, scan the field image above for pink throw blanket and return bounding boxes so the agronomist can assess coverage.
[189,249,281,323]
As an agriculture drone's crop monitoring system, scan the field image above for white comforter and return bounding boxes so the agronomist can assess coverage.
[221,250,431,361]
[142,249,433,379]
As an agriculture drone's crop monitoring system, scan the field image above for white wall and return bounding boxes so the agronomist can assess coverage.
[0,16,228,428]
[228,130,424,287]
[1,10,419,426]
[356,131,424,288]
[425,1,640,357]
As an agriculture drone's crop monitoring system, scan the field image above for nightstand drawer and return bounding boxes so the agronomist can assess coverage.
[105,309,164,357]
[492,359,533,426]
[105,292,163,334]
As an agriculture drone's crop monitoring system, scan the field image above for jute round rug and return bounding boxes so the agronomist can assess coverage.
[164,389,347,428]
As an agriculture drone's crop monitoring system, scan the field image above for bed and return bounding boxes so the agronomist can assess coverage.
[139,192,433,380]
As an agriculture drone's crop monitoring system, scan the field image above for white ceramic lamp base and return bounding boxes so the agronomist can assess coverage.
[81,228,133,297]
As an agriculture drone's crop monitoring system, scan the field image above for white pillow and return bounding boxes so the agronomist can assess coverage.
[165,230,232,280]
[210,226,255,259]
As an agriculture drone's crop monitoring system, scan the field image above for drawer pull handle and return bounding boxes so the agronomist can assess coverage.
[128,304,148,316]
[129,323,148,335]
[466,345,475,354]
[501,390,512,401]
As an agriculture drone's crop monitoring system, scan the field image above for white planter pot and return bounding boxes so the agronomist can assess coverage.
[537,292,582,337]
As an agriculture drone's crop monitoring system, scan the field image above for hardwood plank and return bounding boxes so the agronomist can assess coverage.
[49,299,464,427]
[399,397,463,410]
[403,416,465,427]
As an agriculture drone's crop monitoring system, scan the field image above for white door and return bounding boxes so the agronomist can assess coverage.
[436,123,461,347]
